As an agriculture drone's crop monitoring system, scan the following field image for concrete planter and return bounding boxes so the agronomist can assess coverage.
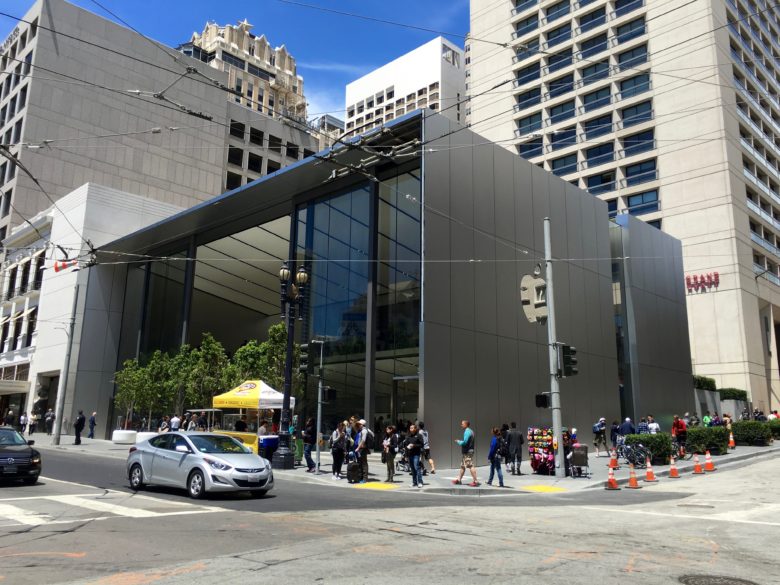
[112,430,137,444]
[136,432,158,443]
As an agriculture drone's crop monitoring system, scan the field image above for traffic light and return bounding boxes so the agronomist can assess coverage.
[535,393,550,408]
[561,344,578,377]
[298,343,311,375]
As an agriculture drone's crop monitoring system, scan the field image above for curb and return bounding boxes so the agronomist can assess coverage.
[587,445,780,489]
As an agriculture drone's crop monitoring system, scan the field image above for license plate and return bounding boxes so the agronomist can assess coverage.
[3,466,17,474]
[248,474,260,482]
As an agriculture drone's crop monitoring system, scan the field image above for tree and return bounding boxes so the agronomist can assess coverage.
[257,322,305,399]
[113,359,148,430]
[143,350,170,430]
[168,344,194,415]
[187,333,229,408]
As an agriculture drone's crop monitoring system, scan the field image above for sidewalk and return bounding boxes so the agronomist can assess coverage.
[31,432,780,493]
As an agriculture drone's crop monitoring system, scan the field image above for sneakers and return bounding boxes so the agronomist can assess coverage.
[486,481,492,486]
[451,479,462,485]
[332,474,338,480]
[468,481,479,487]
[417,483,423,489]
[430,470,436,474]
[411,482,418,487]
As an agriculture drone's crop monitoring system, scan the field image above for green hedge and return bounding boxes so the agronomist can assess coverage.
[718,388,748,401]
[693,375,717,391]
[769,419,780,440]
[686,427,729,455]
[732,420,772,445]
[625,433,672,462]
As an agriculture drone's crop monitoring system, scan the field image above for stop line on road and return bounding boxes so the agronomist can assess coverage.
[0,485,222,528]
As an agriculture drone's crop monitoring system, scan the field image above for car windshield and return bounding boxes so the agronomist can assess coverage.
[0,429,28,446]
[189,435,251,454]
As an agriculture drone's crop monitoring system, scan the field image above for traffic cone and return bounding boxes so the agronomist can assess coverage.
[704,450,717,472]
[692,453,705,474]
[626,464,643,489]
[669,456,681,478]
[608,448,620,469]
[644,457,658,482]
[604,467,620,490]
[729,432,736,450]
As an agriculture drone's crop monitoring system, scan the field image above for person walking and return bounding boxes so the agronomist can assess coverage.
[618,417,635,437]
[158,415,170,433]
[73,410,86,445]
[19,412,27,434]
[353,419,370,483]
[404,423,425,488]
[506,421,524,474]
[169,414,181,432]
[186,413,198,431]
[417,421,436,475]
[609,420,620,449]
[636,417,649,434]
[303,417,317,472]
[647,415,661,434]
[486,427,505,487]
[382,425,399,482]
[593,417,607,455]
[330,421,348,480]
[452,419,479,487]
[45,409,54,435]
[672,414,688,455]
[88,412,97,439]
[4,410,14,427]
[28,412,37,435]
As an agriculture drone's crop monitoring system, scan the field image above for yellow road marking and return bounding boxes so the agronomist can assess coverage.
[351,482,398,490]
[521,485,568,493]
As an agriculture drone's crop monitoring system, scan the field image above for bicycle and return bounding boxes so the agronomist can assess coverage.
[616,438,651,468]
[671,437,694,460]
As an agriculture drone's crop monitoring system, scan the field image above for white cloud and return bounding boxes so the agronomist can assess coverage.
[298,62,375,76]
[306,87,346,119]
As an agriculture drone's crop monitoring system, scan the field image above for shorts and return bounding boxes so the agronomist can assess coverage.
[423,448,431,460]
[460,452,474,469]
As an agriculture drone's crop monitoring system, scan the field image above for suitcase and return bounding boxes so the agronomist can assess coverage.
[347,460,362,483]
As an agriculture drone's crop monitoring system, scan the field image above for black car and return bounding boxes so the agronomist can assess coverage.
[0,426,41,485]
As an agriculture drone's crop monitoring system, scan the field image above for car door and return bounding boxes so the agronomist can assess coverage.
[140,435,168,481]
[152,433,192,487]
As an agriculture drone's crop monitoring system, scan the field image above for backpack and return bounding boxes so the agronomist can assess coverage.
[364,428,375,452]
[496,436,509,459]
[592,422,602,433]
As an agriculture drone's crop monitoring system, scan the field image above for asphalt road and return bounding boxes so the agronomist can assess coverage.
[36,449,685,511]
[2,450,777,585]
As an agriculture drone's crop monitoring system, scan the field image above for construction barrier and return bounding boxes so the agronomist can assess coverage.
[644,457,659,482]
[729,432,736,450]
[626,464,642,489]
[704,450,717,472]
[608,448,620,470]
[669,456,681,478]
[692,453,705,474]
[605,467,620,490]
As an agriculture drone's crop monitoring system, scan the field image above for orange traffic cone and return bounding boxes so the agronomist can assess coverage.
[608,448,620,469]
[626,464,643,489]
[605,467,620,490]
[729,432,736,450]
[692,453,705,474]
[669,456,681,478]
[644,457,658,482]
[704,450,717,472]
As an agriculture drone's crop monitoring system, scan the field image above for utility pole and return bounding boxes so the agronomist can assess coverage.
[544,218,565,479]
[311,339,324,473]
[53,285,79,446]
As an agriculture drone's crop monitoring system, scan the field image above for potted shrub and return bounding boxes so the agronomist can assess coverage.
[685,427,729,455]
[732,420,772,446]
[625,432,672,464]
[769,419,780,440]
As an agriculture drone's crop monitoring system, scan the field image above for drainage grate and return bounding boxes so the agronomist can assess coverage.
[679,576,760,585]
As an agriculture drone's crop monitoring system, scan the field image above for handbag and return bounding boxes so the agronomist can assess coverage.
[381,450,387,464]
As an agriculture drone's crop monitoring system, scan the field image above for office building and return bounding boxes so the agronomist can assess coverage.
[64,111,694,454]
[468,0,780,411]
[0,0,323,240]
[344,37,466,137]
[0,183,182,423]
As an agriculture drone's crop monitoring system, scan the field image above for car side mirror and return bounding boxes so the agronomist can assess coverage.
[27,440,35,446]
[175,444,190,453]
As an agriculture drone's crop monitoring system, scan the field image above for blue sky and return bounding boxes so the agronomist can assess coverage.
[0,0,470,120]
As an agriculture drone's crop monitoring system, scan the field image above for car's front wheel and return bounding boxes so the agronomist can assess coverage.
[129,464,145,491]
[187,469,206,499]
[22,476,38,486]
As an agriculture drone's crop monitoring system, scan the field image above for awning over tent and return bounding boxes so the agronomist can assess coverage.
[212,380,295,410]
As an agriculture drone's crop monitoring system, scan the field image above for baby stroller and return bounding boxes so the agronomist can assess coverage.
[568,445,590,478]
[395,445,411,473]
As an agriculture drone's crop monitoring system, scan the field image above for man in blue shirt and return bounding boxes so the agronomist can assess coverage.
[452,420,479,486]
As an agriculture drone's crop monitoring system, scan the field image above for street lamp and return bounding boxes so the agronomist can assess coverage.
[271,261,308,470]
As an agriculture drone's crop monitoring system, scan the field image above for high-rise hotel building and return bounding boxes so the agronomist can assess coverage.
[468,0,780,411]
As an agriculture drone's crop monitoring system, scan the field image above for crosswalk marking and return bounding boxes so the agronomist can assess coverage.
[42,495,161,518]
[0,503,53,526]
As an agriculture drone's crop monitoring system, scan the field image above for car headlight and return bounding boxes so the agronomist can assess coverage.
[31,456,41,464]
[203,457,232,471]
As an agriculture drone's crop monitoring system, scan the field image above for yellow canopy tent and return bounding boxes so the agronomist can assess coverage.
[212,380,295,409]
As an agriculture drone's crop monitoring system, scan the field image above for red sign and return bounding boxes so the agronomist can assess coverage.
[686,272,719,293]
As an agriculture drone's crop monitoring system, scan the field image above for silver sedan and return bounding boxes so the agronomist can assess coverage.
[127,432,273,499]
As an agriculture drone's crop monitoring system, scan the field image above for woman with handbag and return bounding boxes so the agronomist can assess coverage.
[330,421,348,480]
[383,425,399,483]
